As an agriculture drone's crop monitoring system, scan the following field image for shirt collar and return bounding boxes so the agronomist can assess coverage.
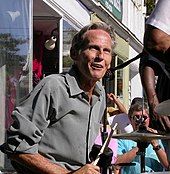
[65,66,104,98]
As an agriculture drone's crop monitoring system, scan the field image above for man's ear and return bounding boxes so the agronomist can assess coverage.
[70,47,79,60]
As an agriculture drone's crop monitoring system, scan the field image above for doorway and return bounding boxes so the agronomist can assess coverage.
[33,0,61,87]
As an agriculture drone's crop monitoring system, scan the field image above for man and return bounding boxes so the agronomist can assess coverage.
[0,22,116,174]
[139,51,170,133]
[141,0,170,162]
[144,0,170,65]
[115,98,169,174]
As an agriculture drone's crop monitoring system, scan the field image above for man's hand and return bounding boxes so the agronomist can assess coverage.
[147,127,159,146]
[152,105,170,133]
[157,115,170,132]
[89,144,113,168]
[148,99,170,133]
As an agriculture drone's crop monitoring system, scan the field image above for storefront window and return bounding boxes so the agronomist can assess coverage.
[117,58,123,99]
[0,0,32,129]
[33,17,59,85]
[105,55,124,106]
[63,20,78,72]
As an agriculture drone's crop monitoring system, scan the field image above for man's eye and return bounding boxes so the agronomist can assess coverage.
[89,46,98,51]
[104,49,111,54]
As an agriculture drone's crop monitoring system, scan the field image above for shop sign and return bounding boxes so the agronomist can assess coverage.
[100,0,123,21]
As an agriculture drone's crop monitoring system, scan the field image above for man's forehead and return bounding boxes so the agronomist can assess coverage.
[132,110,148,115]
[84,29,111,38]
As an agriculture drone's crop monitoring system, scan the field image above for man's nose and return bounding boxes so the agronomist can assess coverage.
[96,50,104,60]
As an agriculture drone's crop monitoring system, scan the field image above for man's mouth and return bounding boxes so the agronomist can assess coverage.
[91,63,103,69]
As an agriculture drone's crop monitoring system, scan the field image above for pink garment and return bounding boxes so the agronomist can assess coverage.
[95,132,117,164]
[33,31,45,86]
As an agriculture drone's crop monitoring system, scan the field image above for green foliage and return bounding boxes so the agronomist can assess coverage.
[0,33,26,53]
[145,0,155,15]
[0,33,27,74]
[63,55,73,67]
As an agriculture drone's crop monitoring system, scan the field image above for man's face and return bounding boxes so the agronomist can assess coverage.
[130,110,150,130]
[75,29,113,82]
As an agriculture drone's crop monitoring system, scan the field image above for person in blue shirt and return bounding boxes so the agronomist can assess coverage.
[115,98,169,174]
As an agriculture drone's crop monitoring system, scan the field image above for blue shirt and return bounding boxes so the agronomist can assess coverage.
[118,139,164,174]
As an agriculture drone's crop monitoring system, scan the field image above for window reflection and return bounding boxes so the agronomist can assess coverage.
[63,20,78,72]
[117,58,123,99]
[33,18,59,85]
[0,0,31,129]
[105,55,124,106]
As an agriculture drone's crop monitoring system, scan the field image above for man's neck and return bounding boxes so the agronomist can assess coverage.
[73,65,99,102]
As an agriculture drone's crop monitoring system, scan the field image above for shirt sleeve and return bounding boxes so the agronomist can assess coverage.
[2,79,53,154]
[139,53,162,76]
[117,139,126,155]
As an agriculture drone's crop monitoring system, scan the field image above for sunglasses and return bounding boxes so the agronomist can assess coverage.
[131,115,149,123]
[131,115,148,121]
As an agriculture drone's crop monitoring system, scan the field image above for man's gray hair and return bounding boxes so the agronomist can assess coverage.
[70,22,116,57]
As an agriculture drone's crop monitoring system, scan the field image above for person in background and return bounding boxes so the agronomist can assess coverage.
[107,93,133,134]
[92,93,125,173]
[0,22,116,174]
[139,51,170,133]
[142,0,170,162]
[143,0,170,66]
[107,93,127,114]
[114,98,169,174]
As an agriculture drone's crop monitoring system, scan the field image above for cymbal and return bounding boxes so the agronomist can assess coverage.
[155,99,170,116]
[112,131,170,142]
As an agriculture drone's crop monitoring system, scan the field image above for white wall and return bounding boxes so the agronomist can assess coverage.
[122,0,145,102]
[129,47,143,100]
[122,0,145,42]
[44,0,91,28]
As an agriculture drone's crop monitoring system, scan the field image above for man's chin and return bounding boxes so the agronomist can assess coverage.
[91,71,106,80]
[91,75,103,81]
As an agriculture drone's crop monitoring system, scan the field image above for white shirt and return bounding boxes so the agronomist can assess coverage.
[146,0,170,35]
[108,113,133,133]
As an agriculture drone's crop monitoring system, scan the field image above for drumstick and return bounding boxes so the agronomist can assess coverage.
[93,123,118,166]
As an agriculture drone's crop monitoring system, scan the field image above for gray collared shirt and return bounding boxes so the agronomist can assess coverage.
[4,67,106,171]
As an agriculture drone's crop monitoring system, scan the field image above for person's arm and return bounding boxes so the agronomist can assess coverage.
[148,127,169,169]
[10,153,69,174]
[9,153,100,174]
[115,147,138,165]
[107,93,127,114]
[151,142,169,169]
[140,66,159,110]
[140,65,170,131]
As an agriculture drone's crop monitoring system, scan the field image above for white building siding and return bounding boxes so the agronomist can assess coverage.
[122,0,145,42]
[129,46,143,100]
[43,0,91,27]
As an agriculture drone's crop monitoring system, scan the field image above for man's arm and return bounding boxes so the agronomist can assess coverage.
[10,153,70,174]
[140,64,170,131]
[115,147,138,165]
[140,65,159,110]
[9,153,100,174]
[148,127,169,169]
